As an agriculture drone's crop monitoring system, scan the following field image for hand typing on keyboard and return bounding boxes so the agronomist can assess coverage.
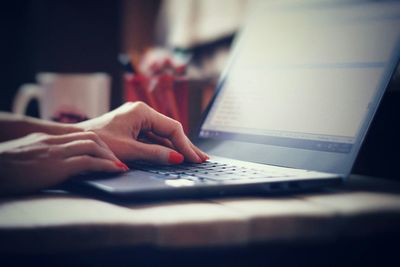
[0,102,208,195]
[77,102,208,164]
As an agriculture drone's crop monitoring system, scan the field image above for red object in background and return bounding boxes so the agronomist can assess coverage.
[51,111,89,123]
[153,74,180,121]
[174,77,189,134]
[124,73,190,134]
[124,73,159,111]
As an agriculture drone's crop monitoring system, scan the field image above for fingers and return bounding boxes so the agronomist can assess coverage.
[143,133,208,162]
[54,139,119,162]
[144,106,206,163]
[45,131,110,151]
[65,156,127,176]
[142,131,175,149]
[188,139,209,161]
[44,131,120,162]
[129,141,184,165]
[53,136,130,177]
[46,132,128,172]
[142,131,209,162]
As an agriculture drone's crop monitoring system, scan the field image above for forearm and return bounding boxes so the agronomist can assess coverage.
[0,112,82,142]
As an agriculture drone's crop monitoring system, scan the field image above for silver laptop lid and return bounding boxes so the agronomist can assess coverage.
[198,0,400,176]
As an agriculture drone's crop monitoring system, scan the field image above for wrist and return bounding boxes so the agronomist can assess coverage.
[22,116,83,136]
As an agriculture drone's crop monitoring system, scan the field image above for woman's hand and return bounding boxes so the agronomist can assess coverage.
[77,102,208,164]
[0,131,128,195]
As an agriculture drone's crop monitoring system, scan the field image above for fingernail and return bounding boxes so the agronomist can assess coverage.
[114,161,129,171]
[198,152,209,162]
[168,151,184,164]
[201,151,209,160]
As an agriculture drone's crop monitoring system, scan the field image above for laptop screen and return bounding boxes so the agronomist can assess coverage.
[200,0,400,157]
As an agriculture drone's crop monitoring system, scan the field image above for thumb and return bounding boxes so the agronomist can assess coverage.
[131,141,184,165]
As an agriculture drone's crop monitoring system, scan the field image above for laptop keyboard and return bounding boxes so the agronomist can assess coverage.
[132,160,294,182]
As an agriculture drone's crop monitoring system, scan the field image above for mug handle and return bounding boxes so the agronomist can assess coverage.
[12,84,42,115]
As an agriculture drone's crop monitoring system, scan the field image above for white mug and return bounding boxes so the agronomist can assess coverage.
[13,73,111,123]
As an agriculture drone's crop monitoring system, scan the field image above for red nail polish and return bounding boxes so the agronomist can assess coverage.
[115,161,129,171]
[168,151,184,164]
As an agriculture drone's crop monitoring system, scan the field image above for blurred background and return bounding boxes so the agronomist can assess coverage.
[0,0,246,113]
[0,0,399,179]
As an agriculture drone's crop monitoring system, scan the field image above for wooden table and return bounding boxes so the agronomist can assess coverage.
[1,175,400,266]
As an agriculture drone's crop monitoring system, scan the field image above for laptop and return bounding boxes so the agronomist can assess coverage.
[70,0,400,200]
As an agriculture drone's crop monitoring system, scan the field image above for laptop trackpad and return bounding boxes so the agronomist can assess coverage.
[82,170,197,193]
